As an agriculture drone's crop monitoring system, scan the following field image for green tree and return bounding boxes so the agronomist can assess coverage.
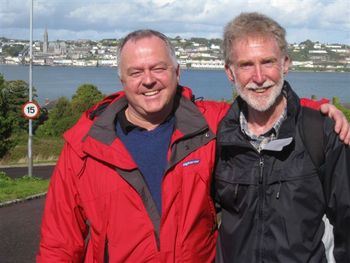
[5,80,31,132]
[190,37,208,45]
[35,84,103,137]
[209,38,222,46]
[300,39,314,49]
[35,97,73,137]
[2,44,25,56]
[3,79,45,134]
[0,75,14,157]
[70,84,104,122]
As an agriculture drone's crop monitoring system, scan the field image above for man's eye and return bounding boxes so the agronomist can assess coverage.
[239,63,253,70]
[152,67,166,73]
[262,60,276,67]
[130,71,142,77]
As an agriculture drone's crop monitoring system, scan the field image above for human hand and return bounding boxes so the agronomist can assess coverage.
[320,104,350,145]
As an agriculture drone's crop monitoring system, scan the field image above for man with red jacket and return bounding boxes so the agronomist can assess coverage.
[37,29,349,262]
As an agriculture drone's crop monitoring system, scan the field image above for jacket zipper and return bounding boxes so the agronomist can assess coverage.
[259,157,264,184]
[258,156,265,262]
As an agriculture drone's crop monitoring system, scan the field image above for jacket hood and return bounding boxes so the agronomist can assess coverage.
[63,85,214,169]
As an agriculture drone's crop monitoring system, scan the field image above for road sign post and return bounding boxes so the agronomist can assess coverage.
[22,100,40,177]
[28,0,34,177]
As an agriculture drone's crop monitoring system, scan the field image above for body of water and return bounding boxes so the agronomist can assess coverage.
[0,64,349,104]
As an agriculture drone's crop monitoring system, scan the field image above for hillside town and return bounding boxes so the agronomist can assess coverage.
[1,28,349,71]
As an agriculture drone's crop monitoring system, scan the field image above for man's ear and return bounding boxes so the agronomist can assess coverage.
[175,64,180,83]
[119,76,126,89]
[283,55,290,75]
[224,64,235,83]
[118,70,125,86]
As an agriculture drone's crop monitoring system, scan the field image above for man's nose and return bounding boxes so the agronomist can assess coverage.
[142,70,156,88]
[252,64,266,85]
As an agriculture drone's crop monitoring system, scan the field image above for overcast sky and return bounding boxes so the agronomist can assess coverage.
[1,0,349,44]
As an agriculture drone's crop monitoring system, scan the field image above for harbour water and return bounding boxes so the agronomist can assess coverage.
[0,64,349,104]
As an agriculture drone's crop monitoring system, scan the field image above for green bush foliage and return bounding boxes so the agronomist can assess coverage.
[5,80,31,130]
[0,135,63,165]
[35,97,73,137]
[70,83,104,123]
[35,84,104,137]
[0,79,104,164]
[0,74,14,157]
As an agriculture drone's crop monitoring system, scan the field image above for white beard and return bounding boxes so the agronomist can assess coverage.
[234,71,284,112]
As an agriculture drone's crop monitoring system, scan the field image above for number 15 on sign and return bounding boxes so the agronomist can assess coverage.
[22,101,41,119]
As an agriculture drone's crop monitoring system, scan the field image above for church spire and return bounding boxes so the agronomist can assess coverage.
[43,27,48,53]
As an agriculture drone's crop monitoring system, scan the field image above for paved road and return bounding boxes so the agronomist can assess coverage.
[0,165,54,262]
[0,165,55,179]
[0,197,46,263]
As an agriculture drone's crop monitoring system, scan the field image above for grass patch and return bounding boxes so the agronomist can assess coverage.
[0,172,50,203]
[0,135,64,165]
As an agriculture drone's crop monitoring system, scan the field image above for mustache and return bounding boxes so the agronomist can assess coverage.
[245,80,276,90]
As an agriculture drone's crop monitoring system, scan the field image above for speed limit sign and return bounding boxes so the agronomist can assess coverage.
[22,101,41,119]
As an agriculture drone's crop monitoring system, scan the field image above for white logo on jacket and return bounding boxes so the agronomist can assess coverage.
[182,159,200,167]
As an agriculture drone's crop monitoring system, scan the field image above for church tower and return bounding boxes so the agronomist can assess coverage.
[43,27,48,53]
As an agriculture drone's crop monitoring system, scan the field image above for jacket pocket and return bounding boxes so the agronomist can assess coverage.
[215,164,258,214]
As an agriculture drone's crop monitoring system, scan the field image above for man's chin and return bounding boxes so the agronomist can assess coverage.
[143,106,170,117]
[244,95,276,112]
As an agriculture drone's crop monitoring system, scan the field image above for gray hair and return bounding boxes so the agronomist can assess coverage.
[223,12,288,65]
[117,29,178,77]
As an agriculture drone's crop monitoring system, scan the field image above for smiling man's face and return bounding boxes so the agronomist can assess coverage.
[119,35,179,123]
[225,34,290,112]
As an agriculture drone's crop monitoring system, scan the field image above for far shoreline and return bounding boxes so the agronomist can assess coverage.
[1,63,350,73]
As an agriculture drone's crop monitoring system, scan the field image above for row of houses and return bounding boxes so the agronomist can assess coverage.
[1,36,349,70]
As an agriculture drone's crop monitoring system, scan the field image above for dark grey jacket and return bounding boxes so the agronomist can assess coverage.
[214,82,350,263]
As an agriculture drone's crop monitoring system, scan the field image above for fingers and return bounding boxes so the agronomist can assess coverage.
[331,109,350,144]
[320,104,350,145]
[333,109,345,135]
[341,122,350,145]
[320,104,339,132]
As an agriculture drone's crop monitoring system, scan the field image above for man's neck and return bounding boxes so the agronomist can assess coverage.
[247,95,286,136]
[125,107,172,131]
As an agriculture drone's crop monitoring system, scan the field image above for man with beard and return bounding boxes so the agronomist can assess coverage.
[214,12,350,262]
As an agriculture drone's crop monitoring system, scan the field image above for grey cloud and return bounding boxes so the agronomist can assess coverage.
[0,0,349,43]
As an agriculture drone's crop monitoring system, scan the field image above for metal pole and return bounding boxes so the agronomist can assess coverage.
[28,0,33,177]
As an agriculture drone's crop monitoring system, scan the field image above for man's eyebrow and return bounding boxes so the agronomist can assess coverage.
[126,67,142,73]
[126,62,170,71]
[236,59,253,65]
[261,57,278,62]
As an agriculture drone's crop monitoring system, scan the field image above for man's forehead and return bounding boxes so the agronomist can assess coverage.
[120,36,169,61]
[123,36,165,49]
[230,34,281,60]
[119,36,174,71]
[233,34,277,47]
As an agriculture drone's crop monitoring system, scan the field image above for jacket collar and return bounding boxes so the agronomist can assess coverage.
[86,86,208,143]
[82,86,212,168]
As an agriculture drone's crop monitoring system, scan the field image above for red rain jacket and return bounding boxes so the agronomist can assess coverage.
[37,86,229,262]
